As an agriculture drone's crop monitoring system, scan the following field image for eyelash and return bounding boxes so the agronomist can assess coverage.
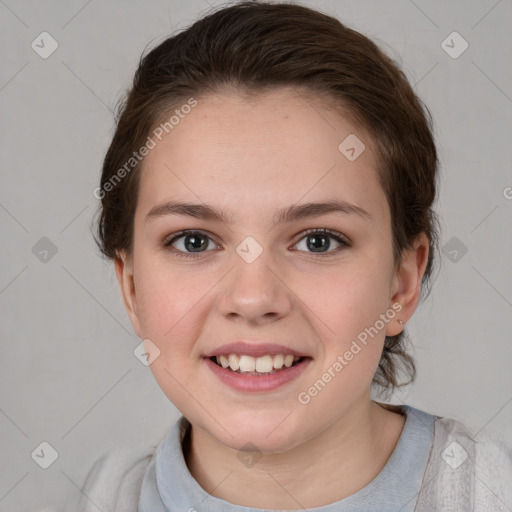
[163,228,351,259]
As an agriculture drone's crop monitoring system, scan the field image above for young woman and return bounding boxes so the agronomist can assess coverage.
[80,2,512,511]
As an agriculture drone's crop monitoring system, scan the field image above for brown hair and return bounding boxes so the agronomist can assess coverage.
[92,0,441,397]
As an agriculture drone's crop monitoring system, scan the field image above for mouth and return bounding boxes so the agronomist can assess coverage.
[203,351,313,392]
[208,354,310,376]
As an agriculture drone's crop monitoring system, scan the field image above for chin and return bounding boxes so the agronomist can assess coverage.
[210,409,306,454]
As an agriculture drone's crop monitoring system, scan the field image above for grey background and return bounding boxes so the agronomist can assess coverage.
[1,0,511,509]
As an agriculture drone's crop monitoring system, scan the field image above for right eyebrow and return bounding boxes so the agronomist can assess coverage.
[144,199,372,225]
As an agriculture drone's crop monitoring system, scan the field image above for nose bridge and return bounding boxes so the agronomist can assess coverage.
[217,234,293,322]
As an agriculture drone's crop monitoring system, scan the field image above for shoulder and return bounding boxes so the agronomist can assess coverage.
[76,444,157,512]
[434,414,512,468]
[419,412,512,510]
[440,417,512,509]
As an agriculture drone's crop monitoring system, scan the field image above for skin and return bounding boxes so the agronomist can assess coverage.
[115,87,429,508]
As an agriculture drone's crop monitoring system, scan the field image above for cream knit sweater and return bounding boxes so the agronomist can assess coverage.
[75,413,512,511]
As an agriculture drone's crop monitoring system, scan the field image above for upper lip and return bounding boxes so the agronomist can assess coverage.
[203,341,311,359]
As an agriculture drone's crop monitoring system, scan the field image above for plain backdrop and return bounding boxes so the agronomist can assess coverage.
[1,0,511,509]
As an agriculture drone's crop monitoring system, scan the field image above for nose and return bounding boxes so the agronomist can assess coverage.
[215,243,294,326]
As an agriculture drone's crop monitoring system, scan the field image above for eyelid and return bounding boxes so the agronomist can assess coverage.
[163,227,350,257]
[298,228,351,246]
[163,229,219,245]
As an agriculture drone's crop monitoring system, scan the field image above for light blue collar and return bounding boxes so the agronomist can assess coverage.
[138,404,435,512]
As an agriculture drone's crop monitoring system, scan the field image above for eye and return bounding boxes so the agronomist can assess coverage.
[163,230,219,259]
[293,228,350,256]
[163,228,351,259]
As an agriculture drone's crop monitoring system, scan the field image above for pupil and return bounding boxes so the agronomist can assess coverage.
[307,234,329,252]
[185,234,208,252]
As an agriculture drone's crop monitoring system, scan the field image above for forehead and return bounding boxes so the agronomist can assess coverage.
[135,88,389,228]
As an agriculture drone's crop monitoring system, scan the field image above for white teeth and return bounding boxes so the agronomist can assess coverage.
[239,355,256,372]
[228,354,240,371]
[255,355,274,373]
[273,354,284,369]
[215,353,303,373]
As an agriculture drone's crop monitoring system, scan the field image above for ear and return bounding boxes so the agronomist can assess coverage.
[114,250,143,339]
[386,232,430,337]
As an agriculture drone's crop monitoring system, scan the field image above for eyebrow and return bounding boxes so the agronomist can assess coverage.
[145,199,372,225]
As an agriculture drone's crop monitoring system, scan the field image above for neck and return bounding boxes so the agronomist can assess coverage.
[184,399,406,509]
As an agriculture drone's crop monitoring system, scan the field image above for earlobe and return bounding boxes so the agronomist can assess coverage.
[386,233,430,337]
[114,250,143,338]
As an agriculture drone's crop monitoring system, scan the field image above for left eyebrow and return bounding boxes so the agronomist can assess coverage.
[144,199,372,225]
[274,200,372,223]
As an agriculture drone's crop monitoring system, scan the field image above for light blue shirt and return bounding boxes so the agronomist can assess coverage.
[138,404,436,511]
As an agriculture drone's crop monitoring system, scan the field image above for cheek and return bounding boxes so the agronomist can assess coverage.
[134,264,207,408]
[312,261,392,333]
[303,258,392,386]
[298,276,387,413]
[134,257,201,338]
[133,257,214,369]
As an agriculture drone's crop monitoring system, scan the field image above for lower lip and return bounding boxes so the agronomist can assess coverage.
[204,357,312,392]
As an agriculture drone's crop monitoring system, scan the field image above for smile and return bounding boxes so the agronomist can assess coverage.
[212,354,304,375]
[204,354,312,392]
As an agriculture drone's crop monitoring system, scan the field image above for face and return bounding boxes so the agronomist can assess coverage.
[116,87,425,453]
